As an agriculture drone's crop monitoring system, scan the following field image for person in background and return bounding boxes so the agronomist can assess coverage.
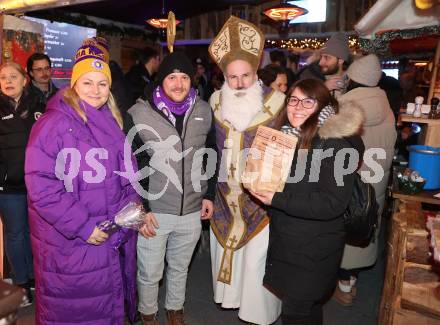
[208,16,284,325]
[210,72,225,91]
[194,57,213,101]
[0,61,43,306]
[286,54,300,86]
[270,49,296,89]
[249,78,364,325]
[258,64,289,94]
[297,50,324,82]
[26,53,58,107]
[125,51,218,325]
[378,72,403,120]
[287,53,300,75]
[25,43,139,324]
[400,71,425,104]
[335,54,397,306]
[125,47,160,103]
[318,33,351,97]
[269,49,287,67]
[298,33,351,97]
[210,65,225,91]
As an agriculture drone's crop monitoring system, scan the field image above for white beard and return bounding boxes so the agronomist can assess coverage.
[220,81,264,132]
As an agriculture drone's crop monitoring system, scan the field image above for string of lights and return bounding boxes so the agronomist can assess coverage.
[265,36,360,52]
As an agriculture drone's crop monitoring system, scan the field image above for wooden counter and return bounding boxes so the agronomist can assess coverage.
[392,189,440,206]
[379,200,440,324]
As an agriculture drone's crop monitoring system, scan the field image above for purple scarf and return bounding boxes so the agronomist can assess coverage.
[152,86,197,126]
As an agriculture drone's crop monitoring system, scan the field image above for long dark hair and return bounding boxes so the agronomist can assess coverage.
[279,79,339,149]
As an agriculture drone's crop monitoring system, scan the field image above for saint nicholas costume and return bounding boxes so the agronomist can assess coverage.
[208,16,284,324]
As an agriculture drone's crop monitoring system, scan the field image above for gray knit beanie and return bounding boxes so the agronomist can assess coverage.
[321,33,349,62]
[347,54,382,87]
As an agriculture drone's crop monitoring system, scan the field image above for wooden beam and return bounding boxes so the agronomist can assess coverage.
[428,39,440,103]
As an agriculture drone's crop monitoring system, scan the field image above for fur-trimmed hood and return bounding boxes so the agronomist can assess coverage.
[318,100,364,139]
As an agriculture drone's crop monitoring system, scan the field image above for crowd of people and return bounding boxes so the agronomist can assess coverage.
[0,14,409,325]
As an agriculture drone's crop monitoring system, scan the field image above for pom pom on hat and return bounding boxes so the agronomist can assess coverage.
[70,44,112,88]
[347,54,382,87]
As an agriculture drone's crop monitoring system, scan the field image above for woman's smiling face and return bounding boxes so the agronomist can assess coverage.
[286,87,318,128]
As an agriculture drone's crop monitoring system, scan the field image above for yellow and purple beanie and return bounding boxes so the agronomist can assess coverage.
[81,36,110,63]
[70,44,112,88]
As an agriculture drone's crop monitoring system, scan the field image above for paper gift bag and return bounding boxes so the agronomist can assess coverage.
[242,125,298,193]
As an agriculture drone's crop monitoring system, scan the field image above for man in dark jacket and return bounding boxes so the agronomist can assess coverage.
[26,53,58,107]
[125,47,160,103]
[125,51,218,325]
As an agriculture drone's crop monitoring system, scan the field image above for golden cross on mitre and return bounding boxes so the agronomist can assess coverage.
[167,11,176,53]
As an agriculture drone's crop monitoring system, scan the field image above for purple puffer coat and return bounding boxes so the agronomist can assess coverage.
[25,90,139,325]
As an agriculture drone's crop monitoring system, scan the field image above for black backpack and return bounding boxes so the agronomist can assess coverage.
[315,139,379,247]
[344,173,379,247]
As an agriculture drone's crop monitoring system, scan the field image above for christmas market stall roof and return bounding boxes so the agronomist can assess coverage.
[36,0,273,26]
[355,0,440,56]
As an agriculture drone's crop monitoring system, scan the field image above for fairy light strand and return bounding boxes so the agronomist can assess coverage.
[266,36,360,51]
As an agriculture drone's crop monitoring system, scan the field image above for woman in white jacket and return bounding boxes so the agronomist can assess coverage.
[333,54,397,306]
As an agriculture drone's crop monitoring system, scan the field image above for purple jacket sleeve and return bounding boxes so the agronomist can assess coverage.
[25,113,95,241]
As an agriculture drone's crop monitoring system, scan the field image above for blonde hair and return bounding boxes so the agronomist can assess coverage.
[62,88,123,129]
[0,61,27,78]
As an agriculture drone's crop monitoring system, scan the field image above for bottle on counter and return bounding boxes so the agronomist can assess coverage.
[413,96,424,118]
[429,97,439,119]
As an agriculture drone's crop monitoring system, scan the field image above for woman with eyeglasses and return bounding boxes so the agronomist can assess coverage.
[249,79,365,324]
[0,61,45,305]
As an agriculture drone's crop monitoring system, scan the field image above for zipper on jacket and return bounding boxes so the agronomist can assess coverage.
[146,96,188,215]
[179,106,195,216]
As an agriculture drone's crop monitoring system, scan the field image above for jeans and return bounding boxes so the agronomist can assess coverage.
[0,193,33,284]
[137,211,201,315]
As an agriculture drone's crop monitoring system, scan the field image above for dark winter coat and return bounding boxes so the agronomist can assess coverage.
[297,61,325,82]
[125,64,154,103]
[0,91,44,193]
[110,60,134,113]
[264,102,365,301]
[26,80,58,107]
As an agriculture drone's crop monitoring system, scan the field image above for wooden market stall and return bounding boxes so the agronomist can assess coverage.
[356,0,440,147]
[355,1,440,324]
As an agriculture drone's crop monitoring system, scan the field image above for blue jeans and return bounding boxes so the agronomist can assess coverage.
[0,193,33,284]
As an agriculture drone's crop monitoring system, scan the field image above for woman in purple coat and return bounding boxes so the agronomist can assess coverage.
[25,44,139,324]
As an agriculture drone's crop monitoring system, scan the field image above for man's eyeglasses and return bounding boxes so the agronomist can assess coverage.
[32,66,51,73]
[287,96,317,109]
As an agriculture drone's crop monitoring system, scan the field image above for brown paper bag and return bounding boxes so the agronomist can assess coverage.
[242,125,298,193]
